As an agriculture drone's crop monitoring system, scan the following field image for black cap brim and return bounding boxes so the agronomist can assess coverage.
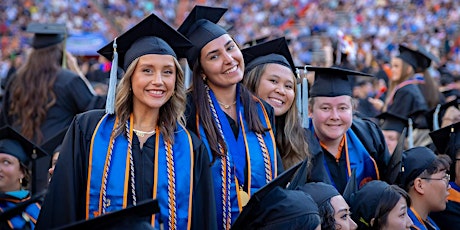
[0,126,48,164]
[26,23,66,49]
[97,13,193,71]
[242,37,296,76]
[56,199,159,230]
[376,112,409,133]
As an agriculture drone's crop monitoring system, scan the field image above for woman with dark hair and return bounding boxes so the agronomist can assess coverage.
[178,5,281,229]
[35,14,216,230]
[299,182,357,230]
[0,126,47,230]
[349,180,413,230]
[241,37,327,182]
[0,23,104,193]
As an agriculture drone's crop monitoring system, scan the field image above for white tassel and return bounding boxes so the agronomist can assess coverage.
[433,104,441,131]
[408,118,414,148]
[106,38,118,114]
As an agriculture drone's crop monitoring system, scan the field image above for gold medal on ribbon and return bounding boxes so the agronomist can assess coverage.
[239,189,250,207]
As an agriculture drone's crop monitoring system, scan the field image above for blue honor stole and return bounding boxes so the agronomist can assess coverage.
[309,119,379,189]
[86,114,194,230]
[408,207,440,230]
[0,191,40,230]
[198,87,277,229]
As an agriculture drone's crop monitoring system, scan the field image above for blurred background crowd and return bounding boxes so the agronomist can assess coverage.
[1,0,460,99]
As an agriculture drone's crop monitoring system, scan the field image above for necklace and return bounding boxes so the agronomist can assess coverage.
[133,128,156,137]
[217,100,236,109]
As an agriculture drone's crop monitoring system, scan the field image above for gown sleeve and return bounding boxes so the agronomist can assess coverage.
[190,132,217,230]
[35,110,104,229]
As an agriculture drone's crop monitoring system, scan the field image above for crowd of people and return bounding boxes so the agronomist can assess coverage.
[0,1,460,230]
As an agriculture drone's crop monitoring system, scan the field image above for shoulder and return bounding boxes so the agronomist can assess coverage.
[73,110,107,134]
[352,116,381,133]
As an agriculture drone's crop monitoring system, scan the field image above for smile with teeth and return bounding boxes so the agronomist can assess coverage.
[269,98,284,105]
[147,89,164,95]
[224,65,238,74]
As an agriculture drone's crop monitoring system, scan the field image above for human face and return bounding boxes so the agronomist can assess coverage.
[420,170,450,212]
[0,153,24,193]
[390,58,403,82]
[200,34,244,91]
[256,64,295,116]
[131,54,176,112]
[330,195,357,230]
[309,96,353,143]
[381,197,413,230]
[382,130,400,155]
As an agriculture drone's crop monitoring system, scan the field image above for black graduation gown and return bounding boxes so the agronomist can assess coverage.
[0,69,106,194]
[303,128,329,183]
[387,84,428,118]
[0,191,42,230]
[35,110,216,230]
[310,117,390,193]
[430,201,460,230]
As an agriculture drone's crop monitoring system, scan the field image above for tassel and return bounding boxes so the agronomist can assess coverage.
[433,104,441,131]
[106,38,118,114]
[408,118,414,148]
[302,66,309,128]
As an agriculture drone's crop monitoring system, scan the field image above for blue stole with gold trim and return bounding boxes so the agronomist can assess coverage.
[199,87,277,229]
[87,114,193,229]
[408,207,440,230]
[0,190,40,229]
[309,118,379,189]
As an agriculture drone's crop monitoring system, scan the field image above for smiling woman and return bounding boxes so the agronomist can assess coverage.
[36,13,216,230]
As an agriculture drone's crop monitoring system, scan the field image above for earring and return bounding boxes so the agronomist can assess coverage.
[19,178,23,185]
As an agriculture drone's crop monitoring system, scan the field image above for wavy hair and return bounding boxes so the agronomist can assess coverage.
[8,43,63,143]
[243,64,311,169]
[190,52,268,162]
[114,57,186,143]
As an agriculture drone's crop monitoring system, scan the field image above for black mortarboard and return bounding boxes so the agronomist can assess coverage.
[26,23,66,49]
[242,35,270,48]
[232,159,307,229]
[342,169,358,204]
[397,45,433,71]
[177,5,228,69]
[0,126,47,165]
[98,13,193,71]
[425,97,459,131]
[242,37,297,76]
[376,112,409,133]
[40,127,68,156]
[383,128,407,185]
[349,180,390,229]
[298,182,340,208]
[400,146,437,190]
[429,121,460,182]
[307,66,373,97]
[57,199,159,230]
[97,13,193,114]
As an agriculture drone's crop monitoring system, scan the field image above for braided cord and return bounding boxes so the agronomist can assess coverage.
[206,87,231,230]
[126,121,137,206]
[255,133,272,183]
[101,131,116,214]
[165,140,177,230]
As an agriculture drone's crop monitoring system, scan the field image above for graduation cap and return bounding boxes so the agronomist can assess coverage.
[298,182,341,208]
[97,13,193,114]
[40,127,68,156]
[306,66,374,97]
[0,126,48,194]
[349,180,390,229]
[177,5,228,69]
[429,121,460,182]
[400,146,437,190]
[242,35,270,47]
[376,112,409,133]
[425,97,459,131]
[383,128,408,185]
[56,199,159,230]
[26,23,66,49]
[242,37,297,77]
[342,169,358,204]
[232,158,307,229]
[397,44,434,71]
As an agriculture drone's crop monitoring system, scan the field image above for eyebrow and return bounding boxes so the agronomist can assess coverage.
[205,40,233,58]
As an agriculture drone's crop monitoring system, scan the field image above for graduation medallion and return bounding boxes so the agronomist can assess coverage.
[239,188,250,207]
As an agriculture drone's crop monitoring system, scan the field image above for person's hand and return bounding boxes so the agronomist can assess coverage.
[368,97,384,111]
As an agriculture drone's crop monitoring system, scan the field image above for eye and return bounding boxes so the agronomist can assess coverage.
[320,106,331,111]
[269,79,277,84]
[285,84,293,89]
[339,106,349,111]
[142,68,153,73]
[2,160,11,165]
[227,44,235,51]
[164,69,174,75]
[209,55,218,60]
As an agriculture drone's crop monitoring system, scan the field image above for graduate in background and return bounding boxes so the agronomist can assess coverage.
[429,122,460,229]
[178,5,281,229]
[305,66,389,193]
[36,13,216,230]
[0,23,105,194]
[0,126,47,230]
[400,147,451,230]
[242,37,327,182]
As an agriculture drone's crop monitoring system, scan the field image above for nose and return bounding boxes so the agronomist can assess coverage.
[350,217,358,230]
[150,72,162,85]
[222,51,234,64]
[275,87,285,95]
[330,108,340,119]
[406,213,414,229]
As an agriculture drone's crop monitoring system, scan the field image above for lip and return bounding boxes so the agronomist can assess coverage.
[268,97,285,106]
[145,89,166,97]
[223,65,238,74]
